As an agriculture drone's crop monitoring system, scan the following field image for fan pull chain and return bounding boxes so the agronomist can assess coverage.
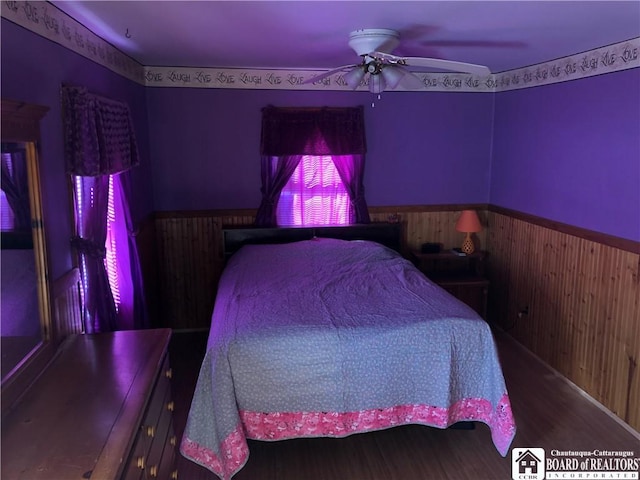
[372,93,382,108]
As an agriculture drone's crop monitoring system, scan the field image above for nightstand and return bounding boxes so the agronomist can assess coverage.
[410,250,489,319]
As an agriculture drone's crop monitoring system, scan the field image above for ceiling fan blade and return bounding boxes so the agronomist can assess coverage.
[372,51,490,75]
[404,57,491,75]
[303,64,360,84]
[419,39,526,49]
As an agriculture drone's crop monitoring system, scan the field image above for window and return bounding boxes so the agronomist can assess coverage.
[1,153,15,230]
[257,106,369,227]
[104,176,121,312]
[276,155,352,226]
[73,176,89,310]
[63,85,144,333]
[74,175,123,313]
[0,189,15,230]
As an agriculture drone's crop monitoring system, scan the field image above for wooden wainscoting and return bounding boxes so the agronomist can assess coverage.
[153,210,257,330]
[52,267,83,338]
[486,208,639,432]
[369,204,488,255]
[136,215,160,326]
[151,205,487,331]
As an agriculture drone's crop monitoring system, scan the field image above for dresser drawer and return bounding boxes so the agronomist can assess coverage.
[144,385,175,477]
[143,357,173,440]
[157,433,179,480]
[122,355,177,480]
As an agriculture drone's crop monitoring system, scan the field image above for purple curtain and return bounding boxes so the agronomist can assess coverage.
[63,84,143,333]
[256,106,369,226]
[62,85,139,176]
[331,154,370,224]
[114,171,148,330]
[0,148,31,231]
[255,155,303,227]
[71,175,118,334]
[260,106,367,156]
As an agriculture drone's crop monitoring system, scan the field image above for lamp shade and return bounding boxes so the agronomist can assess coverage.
[455,210,482,233]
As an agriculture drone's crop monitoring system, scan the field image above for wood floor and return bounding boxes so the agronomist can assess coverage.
[169,329,640,480]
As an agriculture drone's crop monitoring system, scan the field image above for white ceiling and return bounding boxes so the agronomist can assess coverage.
[50,1,640,74]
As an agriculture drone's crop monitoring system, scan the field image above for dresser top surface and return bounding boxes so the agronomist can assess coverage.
[1,328,171,479]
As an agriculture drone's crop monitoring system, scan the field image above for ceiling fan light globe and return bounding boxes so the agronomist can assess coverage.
[369,74,386,94]
[343,67,365,89]
[380,66,406,89]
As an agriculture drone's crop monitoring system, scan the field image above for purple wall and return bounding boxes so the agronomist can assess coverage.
[145,88,494,211]
[491,69,640,241]
[4,17,637,249]
[1,19,153,278]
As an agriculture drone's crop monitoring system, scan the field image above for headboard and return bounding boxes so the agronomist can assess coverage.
[222,223,402,260]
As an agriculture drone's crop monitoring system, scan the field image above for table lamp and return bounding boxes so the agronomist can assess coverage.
[455,210,482,254]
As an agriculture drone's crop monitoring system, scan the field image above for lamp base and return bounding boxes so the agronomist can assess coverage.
[461,233,475,255]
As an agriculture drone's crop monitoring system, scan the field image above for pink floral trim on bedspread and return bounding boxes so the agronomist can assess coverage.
[181,427,249,480]
[181,394,516,480]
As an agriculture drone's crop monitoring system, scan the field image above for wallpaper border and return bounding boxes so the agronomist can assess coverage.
[2,1,145,84]
[2,1,638,93]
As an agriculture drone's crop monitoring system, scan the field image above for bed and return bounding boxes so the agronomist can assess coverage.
[180,225,516,479]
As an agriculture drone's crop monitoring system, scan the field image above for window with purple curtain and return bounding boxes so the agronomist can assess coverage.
[71,172,146,334]
[256,106,370,227]
[111,171,148,330]
[72,175,118,333]
[73,171,147,332]
[276,154,353,226]
[63,84,146,334]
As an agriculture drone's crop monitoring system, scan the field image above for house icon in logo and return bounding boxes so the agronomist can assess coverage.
[511,447,545,480]
[516,449,542,474]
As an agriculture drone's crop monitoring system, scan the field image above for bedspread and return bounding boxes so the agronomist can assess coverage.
[180,238,516,479]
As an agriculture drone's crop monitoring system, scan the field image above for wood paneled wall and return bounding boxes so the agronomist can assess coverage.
[486,209,639,432]
[152,210,257,330]
[368,205,488,255]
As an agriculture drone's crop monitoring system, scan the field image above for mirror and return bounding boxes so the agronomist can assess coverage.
[1,99,54,413]
[1,142,43,379]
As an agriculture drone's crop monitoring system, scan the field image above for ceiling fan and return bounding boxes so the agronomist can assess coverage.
[305,28,491,93]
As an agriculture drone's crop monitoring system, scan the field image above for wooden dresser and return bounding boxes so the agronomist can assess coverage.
[1,328,178,479]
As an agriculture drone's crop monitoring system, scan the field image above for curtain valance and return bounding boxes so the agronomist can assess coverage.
[260,106,367,156]
[62,85,140,176]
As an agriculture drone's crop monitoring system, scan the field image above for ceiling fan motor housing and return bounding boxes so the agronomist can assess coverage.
[348,28,400,56]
